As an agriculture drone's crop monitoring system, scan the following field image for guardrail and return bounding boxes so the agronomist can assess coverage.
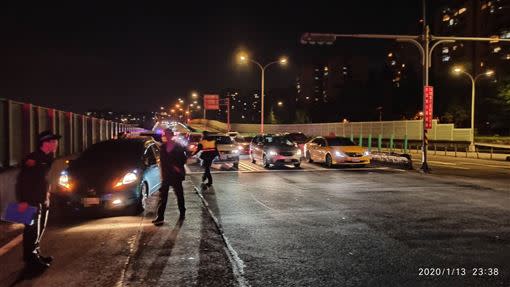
[1,98,136,169]
[190,119,510,160]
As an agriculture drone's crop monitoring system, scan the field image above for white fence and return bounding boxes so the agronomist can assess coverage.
[190,119,472,142]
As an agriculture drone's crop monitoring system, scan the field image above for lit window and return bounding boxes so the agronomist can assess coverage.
[449,19,455,26]
[493,46,501,53]
[452,45,458,51]
[324,66,328,71]
[314,77,319,80]
[315,98,319,101]
[442,47,449,54]
[505,54,510,60]
[314,69,319,72]
[342,72,348,75]
[305,97,310,100]
[324,72,328,76]
[402,64,406,68]
[441,55,451,62]
[442,15,451,21]
[388,52,393,57]
[458,7,467,14]
[391,60,396,66]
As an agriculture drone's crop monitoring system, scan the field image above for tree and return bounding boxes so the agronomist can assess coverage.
[485,77,510,135]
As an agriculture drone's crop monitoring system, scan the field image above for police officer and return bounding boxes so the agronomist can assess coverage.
[192,131,219,188]
[153,129,188,226]
[16,130,61,271]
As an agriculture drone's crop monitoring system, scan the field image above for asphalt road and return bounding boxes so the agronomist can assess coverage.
[0,156,509,286]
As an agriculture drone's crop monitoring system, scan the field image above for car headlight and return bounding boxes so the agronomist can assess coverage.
[232,149,240,154]
[268,150,278,156]
[58,171,73,190]
[334,151,346,157]
[238,145,244,150]
[296,149,302,156]
[363,151,371,156]
[114,171,138,188]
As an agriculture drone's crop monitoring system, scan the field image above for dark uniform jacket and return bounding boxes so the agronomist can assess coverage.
[160,141,187,182]
[195,136,219,161]
[15,150,54,205]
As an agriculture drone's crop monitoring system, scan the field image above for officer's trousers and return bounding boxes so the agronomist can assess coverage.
[23,204,49,261]
[156,179,185,220]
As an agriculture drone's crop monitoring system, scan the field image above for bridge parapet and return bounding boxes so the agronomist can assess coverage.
[1,99,136,169]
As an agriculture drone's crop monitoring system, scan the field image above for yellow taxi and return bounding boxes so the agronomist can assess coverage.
[304,136,371,167]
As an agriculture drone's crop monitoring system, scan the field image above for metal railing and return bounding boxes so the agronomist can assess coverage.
[1,99,136,169]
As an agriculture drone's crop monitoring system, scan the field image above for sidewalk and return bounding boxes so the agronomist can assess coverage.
[0,221,23,249]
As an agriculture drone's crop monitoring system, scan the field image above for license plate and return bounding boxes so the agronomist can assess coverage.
[351,158,360,163]
[82,197,100,206]
[284,159,292,163]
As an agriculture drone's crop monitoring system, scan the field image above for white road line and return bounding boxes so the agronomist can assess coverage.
[427,161,471,170]
[428,160,457,166]
[0,234,22,257]
[250,194,277,212]
[193,185,250,287]
[460,162,510,169]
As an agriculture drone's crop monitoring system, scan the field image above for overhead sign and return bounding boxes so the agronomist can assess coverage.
[424,86,433,130]
[204,94,220,110]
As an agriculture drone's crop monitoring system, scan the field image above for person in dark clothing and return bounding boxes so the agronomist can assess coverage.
[153,129,188,226]
[192,131,219,188]
[16,130,61,271]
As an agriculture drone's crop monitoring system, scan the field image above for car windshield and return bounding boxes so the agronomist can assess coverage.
[327,137,356,146]
[286,133,307,143]
[264,136,294,146]
[77,140,142,165]
[213,136,233,144]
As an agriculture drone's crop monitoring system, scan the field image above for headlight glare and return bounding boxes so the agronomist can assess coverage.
[58,171,73,190]
[114,171,138,188]
[268,150,278,156]
[335,151,346,157]
[363,150,371,156]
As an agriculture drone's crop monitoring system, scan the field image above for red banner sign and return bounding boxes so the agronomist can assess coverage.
[424,86,433,130]
[204,94,220,110]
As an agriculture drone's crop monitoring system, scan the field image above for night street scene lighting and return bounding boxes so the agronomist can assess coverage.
[1,2,509,287]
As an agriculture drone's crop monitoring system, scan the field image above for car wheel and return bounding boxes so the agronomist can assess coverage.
[263,155,270,168]
[233,162,239,169]
[135,182,148,214]
[306,151,313,163]
[325,154,333,168]
[294,163,301,168]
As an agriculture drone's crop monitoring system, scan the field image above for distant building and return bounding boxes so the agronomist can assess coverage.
[432,0,510,75]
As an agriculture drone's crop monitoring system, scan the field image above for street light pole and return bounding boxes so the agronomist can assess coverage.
[240,57,287,134]
[453,68,495,151]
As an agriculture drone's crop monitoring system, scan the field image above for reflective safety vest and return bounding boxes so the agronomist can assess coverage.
[200,139,216,151]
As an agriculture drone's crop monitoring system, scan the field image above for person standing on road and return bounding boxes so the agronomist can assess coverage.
[192,131,219,188]
[15,130,61,272]
[153,129,188,226]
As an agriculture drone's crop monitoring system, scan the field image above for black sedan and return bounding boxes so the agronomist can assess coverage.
[55,138,161,214]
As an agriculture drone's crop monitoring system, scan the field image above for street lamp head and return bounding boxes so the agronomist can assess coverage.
[237,52,249,64]
[452,66,463,74]
[277,101,283,106]
[191,92,198,98]
[175,104,180,108]
[279,57,288,65]
[485,70,495,76]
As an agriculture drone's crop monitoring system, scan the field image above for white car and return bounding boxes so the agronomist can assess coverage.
[209,134,240,168]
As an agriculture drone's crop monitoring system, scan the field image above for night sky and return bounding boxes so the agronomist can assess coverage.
[0,1,423,113]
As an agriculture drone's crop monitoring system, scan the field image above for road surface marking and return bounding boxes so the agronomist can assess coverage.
[428,161,470,170]
[250,194,277,212]
[193,185,250,287]
[460,162,510,169]
[0,234,22,257]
